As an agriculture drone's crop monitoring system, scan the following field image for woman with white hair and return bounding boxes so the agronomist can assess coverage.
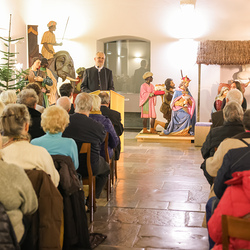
[31,105,79,169]
[0,90,17,105]
[89,94,119,160]
[1,104,59,187]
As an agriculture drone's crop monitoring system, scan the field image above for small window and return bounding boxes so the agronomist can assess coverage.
[104,39,150,94]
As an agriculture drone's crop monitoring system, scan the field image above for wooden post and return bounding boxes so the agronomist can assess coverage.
[27,25,39,67]
[197,63,201,122]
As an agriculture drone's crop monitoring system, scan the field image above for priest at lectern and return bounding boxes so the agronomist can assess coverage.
[81,52,114,93]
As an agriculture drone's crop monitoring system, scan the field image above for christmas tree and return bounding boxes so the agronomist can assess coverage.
[0,14,27,90]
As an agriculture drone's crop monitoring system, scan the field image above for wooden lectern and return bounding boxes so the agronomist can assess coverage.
[90,90,124,152]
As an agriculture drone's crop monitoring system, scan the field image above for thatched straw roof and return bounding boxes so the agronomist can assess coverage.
[196,40,250,65]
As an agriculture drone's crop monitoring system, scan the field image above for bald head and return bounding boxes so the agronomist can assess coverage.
[226,89,243,105]
[56,96,71,113]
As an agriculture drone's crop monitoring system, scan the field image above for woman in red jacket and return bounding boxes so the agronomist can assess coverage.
[208,170,250,250]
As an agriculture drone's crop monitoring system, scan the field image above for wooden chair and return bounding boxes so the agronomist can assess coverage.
[79,142,96,223]
[110,150,118,185]
[104,132,111,201]
[222,214,250,250]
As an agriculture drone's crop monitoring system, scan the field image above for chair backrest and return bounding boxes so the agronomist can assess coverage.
[222,214,250,250]
[79,142,93,178]
[104,132,110,163]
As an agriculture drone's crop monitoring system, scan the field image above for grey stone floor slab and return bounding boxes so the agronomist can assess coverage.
[92,132,210,249]
[135,225,209,249]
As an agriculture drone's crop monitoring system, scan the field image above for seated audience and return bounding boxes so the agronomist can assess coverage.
[17,89,45,139]
[203,109,250,247]
[59,83,74,114]
[31,105,79,169]
[0,89,17,105]
[201,101,244,185]
[1,104,59,187]
[211,89,243,128]
[214,143,250,199]
[63,92,110,199]
[207,144,250,249]
[25,83,45,113]
[56,96,72,112]
[208,170,250,250]
[99,92,124,160]
[206,109,250,184]
[90,94,119,159]
[0,133,38,244]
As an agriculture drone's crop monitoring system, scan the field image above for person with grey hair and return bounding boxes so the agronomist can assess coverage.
[211,88,243,128]
[0,90,17,105]
[63,92,110,201]
[0,104,59,187]
[99,91,124,160]
[205,109,250,249]
[201,101,244,185]
[56,96,72,113]
[17,89,45,139]
[206,108,250,181]
[81,52,114,93]
[25,83,44,113]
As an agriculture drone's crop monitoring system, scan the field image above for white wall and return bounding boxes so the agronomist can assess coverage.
[2,0,250,122]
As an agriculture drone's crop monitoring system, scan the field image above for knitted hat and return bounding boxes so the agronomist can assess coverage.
[47,21,57,28]
[76,67,86,74]
[143,72,153,80]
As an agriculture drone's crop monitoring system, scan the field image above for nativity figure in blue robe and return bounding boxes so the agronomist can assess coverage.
[163,76,196,136]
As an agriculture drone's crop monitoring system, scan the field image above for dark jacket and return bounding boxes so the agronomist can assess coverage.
[211,110,224,128]
[52,155,91,250]
[100,105,124,160]
[201,121,245,159]
[214,139,250,199]
[69,103,75,114]
[0,202,20,250]
[100,106,124,136]
[24,169,63,250]
[63,113,106,176]
[27,107,45,139]
[81,66,114,93]
[89,114,119,159]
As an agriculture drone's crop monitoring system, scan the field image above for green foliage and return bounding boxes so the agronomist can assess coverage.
[0,35,28,90]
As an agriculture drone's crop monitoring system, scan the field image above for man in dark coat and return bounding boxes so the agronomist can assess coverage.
[81,52,114,93]
[99,92,124,160]
[63,92,110,199]
[201,101,244,185]
[17,89,45,139]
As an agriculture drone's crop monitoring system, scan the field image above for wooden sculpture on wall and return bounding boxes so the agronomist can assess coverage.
[27,25,40,67]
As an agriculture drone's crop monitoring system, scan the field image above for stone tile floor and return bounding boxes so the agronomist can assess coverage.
[90,131,210,250]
